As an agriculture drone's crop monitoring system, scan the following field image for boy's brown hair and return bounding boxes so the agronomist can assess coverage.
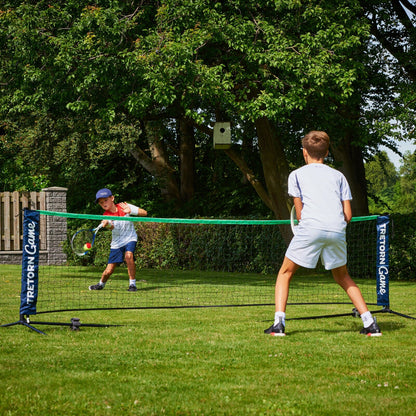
[302,131,330,160]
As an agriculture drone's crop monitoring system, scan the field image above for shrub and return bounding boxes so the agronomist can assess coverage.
[389,213,416,280]
[63,215,416,280]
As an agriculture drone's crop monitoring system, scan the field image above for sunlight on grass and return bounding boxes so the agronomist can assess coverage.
[1,266,415,415]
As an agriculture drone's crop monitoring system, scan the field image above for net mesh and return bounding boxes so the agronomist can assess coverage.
[32,212,379,314]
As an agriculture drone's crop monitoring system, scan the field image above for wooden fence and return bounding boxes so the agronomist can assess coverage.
[0,187,67,264]
[0,191,47,251]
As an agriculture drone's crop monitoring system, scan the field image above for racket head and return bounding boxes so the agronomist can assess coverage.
[290,205,298,235]
[71,229,95,256]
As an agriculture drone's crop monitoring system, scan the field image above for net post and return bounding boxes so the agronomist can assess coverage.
[20,208,40,317]
[4,209,115,333]
[376,215,390,308]
[0,209,47,334]
[374,215,416,320]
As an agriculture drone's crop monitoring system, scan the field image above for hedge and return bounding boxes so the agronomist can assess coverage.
[64,214,416,281]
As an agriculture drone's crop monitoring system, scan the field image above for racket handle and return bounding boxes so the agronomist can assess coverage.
[94,223,104,232]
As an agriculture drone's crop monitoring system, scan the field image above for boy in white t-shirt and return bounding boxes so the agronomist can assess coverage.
[89,188,148,292]
[265,131,381,337]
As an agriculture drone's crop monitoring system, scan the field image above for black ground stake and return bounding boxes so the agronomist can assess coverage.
[0,315,121,335]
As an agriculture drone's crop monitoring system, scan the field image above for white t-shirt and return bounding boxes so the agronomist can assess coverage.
[104,203,139,249]
[288,163,352,233]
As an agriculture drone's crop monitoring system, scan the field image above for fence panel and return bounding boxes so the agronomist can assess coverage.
[0,191,46,251]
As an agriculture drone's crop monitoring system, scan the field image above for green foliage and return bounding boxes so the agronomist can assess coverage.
[366,151,416,215]
[62,213,416,281]
[363,1,416,146]
[1,1,414,217]
[395,152,416,211]
[65,219,277,271]
[390,213,416,281]
[65,221,286,273]
[365,152,398,193]
[135,223,179,269]
[365,151,399,213]
[134,0,370,125]
[0,148,50,191]
[64,214,416,281]
[0,1,154,199]
[169,223,284,274]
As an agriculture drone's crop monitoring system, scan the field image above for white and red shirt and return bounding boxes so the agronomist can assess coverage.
[104,203,139,249]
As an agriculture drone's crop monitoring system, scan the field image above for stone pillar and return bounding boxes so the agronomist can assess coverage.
[42,187,68,265]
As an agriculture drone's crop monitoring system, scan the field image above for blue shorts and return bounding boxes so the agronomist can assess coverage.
[286,227,347,270]
[108,241,137,265]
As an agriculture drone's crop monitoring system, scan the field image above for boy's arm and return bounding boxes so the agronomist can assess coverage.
[137,207,147,217]
[293,197,303,221]
[120,202,148,217]
[342,200,352,223]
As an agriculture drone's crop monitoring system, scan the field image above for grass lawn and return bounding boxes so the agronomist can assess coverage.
[1,265,415,415]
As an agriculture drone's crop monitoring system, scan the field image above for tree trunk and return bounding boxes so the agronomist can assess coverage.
[255,117,291,220]
[130,121,181,204]
[178,117,195,202]
[331,133,369,216]
[224,148,273,211]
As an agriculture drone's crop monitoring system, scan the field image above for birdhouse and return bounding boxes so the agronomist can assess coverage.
[213,122,231,149]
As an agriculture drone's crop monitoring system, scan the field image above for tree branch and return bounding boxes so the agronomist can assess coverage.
[368,16,416,82]
[391,0,415,33]
[224,148,273,211]
[396,0,416,17]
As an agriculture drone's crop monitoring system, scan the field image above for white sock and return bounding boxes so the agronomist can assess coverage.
[274,311,286,326]
[99,281,106,287]
[129,279,136,286]
[361,311,374,328]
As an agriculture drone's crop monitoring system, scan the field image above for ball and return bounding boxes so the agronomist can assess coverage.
[83,242,92,251]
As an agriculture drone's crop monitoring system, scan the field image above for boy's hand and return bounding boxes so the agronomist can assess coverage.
[119,202,131,214]
[101,220,111,229]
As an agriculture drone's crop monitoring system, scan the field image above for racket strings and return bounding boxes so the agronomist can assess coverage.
[71,230,94,255]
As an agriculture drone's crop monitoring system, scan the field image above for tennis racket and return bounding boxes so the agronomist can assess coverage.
[71,223,104,256]
[290,205,298,235]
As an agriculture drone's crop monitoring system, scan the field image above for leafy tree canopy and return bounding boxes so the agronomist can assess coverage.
[1,1,414,217]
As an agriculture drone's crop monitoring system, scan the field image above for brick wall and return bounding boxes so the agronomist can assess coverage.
[43,187,68,265]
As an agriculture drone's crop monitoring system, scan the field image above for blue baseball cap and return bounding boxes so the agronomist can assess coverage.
[95,188,112,203]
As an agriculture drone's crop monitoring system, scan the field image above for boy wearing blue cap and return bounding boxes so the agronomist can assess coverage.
[89,188,147,292]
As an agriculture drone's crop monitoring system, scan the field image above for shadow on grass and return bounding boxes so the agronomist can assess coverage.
[277,320,407,336]
[4,264,409,321]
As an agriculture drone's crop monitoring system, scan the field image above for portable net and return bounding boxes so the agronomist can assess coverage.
[17,210,387,317]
